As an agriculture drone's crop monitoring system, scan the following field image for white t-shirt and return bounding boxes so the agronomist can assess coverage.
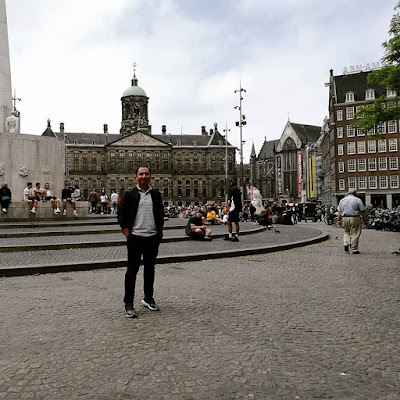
[100,194,108,203]
[111,193,118,203]
[23,187,34,200]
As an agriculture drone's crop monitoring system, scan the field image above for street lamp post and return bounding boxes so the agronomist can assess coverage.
[234,81,246,205]
[223,123,230,204]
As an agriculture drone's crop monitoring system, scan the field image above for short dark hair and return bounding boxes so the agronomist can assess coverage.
[197,210,205,215]
[27,182,32,186]
[135,166,151,175]
[35,182,40,186]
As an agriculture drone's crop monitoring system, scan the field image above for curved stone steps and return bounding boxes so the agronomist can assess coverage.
[0,226,266,253]
[0,224,329,277]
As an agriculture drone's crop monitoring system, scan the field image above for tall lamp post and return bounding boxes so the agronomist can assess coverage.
[223,123,230,204]
[234,81,246,204]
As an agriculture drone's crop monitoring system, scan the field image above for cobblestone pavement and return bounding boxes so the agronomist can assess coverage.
[0,224,399,399]
[0,224,322,269]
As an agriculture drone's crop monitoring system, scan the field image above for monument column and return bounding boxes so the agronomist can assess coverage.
[0,0,12,133]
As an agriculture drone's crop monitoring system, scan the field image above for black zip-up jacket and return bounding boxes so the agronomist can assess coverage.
[118,187,164,240]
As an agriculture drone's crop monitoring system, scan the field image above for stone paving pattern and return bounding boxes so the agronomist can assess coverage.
[0,224,399,399]
[0,224,321,268]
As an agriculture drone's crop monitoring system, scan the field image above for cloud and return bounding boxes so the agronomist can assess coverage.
[6,0,397,158]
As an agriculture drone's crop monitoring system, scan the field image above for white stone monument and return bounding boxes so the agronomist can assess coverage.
[0,0,12,133]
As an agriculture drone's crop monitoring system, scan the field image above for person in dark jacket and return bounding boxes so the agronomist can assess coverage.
[1,183,12,213]
[224,182,242,242]
[118,166,164,318]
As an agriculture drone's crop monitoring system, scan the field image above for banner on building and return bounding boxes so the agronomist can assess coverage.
[297,151,302,196]
[277,156,282,195]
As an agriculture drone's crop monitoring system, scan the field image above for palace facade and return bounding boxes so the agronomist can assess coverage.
[43,69,238,205]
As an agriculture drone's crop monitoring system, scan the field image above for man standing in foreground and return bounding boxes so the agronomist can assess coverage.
[337,188,368,254]
[118,167,164,318]
[224,182,242,242]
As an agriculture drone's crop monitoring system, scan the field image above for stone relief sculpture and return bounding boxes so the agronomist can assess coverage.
[0,163,5,176]
[5,110,20,133]
[251,187,264,214]
[42,168,50,174]
[19,165,29,177]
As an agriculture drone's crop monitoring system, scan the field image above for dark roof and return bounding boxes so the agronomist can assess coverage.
[58,132,120,145]
[154,131,234,148]
[57,131,234,148]
[154,134,210,146]
[334,71,386,104]
[290,123,321,145]
[258,139,279,159]
[250,143,256,157]
[42,121,58,138]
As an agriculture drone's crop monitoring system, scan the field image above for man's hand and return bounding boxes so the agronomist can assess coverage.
[122,228,130,239]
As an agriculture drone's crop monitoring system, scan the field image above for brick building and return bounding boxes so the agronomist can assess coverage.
[327,69,400,208]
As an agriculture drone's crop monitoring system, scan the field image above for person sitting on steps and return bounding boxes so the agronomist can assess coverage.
[61,182,78,216]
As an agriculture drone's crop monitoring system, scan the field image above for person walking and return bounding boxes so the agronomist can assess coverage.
[88,189,99,214]
[224,182,242,242]
[337,188,368,254]
[118,166,164,318]
[110,189,119,214]
[1,183,11,213]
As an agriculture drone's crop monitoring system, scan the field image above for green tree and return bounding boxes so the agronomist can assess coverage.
[354,1,400,131]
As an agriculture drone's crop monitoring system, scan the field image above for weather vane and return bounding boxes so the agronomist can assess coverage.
[133,62,137,76]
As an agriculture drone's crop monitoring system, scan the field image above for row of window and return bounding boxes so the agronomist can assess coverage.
[338,102,399,122]
[338,157,399,173]
[338,175,399,191]
[344,90,396,104]
[337,121,398,137]
[337,138,398,155]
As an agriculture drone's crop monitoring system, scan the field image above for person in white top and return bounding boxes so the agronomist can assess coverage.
[110,189,119,214]
[73,185,81,201]
[100,192,108,214]
[44,183,61,215]
[23,182,38,214]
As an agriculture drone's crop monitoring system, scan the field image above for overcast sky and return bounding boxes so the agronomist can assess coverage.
[6,0,397,159]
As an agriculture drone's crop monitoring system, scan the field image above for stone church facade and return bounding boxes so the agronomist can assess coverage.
[46,69,238,205]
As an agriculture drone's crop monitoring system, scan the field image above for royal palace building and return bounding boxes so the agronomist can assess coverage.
[327,69,400,208]
[43,69,238,205]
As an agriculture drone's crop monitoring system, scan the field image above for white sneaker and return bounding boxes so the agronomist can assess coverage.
[73,210,78,216]
[2,208,6,213]
[63,210,66,216]
[55,208,60,214]
[31,208,36,214]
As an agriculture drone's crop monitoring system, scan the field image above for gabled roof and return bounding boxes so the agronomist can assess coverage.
[42,120,57,138]
[290,123,321,145]
[258,139,279,159]
[333,71,386,104]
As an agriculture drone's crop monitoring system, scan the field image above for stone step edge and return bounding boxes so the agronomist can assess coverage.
[0,232,329,277]
[0,227,267,253]
[0,223,194,238]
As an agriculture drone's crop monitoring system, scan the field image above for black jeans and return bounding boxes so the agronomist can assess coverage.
[124,234,160,305]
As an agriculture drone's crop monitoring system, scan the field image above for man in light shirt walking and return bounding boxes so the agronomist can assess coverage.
[337,189,368,254]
